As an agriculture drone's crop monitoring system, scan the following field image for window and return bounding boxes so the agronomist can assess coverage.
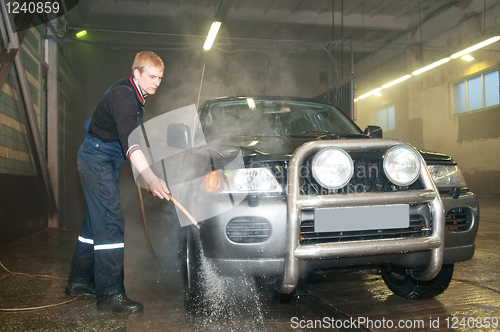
[371,106,395,131]
[452,69,499,115]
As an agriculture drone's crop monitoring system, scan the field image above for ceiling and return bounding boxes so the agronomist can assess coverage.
[65,0,462,64]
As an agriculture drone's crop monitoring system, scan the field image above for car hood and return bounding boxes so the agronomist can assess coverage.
[205,135,455,166]
[206,134,366,165]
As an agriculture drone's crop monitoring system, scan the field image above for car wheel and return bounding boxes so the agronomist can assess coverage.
[382,264,454,299]
[180,225,205,314]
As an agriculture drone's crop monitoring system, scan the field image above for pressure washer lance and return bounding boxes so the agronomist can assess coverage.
[165,193,199,228]
[137,183,200,257]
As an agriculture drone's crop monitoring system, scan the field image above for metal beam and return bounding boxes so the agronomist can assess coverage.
[0,47,17,89]
[215,0,233,21]
[394,0,419,18]
[422,1,460,24]
[46,23,59,228]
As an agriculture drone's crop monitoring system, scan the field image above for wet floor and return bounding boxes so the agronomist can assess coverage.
[0,197,499,331]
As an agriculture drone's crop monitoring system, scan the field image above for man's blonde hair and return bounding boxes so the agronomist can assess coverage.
[132,51,164,74]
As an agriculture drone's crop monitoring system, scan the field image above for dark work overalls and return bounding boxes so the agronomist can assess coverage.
[69,83,142,297]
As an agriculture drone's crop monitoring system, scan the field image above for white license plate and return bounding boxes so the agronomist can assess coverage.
[314,204,410,233]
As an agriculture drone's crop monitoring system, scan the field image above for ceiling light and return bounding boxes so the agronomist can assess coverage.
[412,58,451,75]
[382,74,412,89]
[76,30,87,38]
[450,36,500,59]
[357,88,382,100]
[203,21,221,51]
[461,54,475,62]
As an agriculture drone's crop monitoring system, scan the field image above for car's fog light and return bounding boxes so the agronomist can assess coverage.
[312,148,354,189]
[383,146,420,186]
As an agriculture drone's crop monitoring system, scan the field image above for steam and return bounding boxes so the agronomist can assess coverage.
[129,105,247,227]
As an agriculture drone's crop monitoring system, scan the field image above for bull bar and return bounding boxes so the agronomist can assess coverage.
[279,139,445,294]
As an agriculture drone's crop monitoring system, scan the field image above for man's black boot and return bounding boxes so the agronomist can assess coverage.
[65,282,96,297]
[97,293,144,313]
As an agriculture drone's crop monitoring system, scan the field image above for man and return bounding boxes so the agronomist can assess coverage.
[65,51,170,313]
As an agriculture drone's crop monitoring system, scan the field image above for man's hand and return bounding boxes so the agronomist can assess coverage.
[130,149,170,200]
[147,177,170,200]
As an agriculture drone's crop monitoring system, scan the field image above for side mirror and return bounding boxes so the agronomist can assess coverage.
[364,125,383,138]
[167,123,191,149]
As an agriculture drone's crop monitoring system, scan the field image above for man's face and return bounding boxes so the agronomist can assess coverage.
[134,65,163,95]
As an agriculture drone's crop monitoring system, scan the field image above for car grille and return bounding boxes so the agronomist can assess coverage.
[226,217,271,243]
[291,149,432,244]
[446,207,473,232]
[300,213,430,244]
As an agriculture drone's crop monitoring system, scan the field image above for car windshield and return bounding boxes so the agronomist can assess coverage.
[202,99,362,138]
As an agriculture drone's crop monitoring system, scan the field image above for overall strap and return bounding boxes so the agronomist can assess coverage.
[84,83,138,133]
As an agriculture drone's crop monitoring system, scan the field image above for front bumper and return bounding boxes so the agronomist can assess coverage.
[280,139,445,294]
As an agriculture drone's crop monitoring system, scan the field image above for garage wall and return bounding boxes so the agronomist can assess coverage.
[354,0,500,196]
[0,25,84,246]
[0,26,48,245]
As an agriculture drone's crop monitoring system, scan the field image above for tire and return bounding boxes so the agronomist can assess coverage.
[180,225,206,314]
[382,264,454,300]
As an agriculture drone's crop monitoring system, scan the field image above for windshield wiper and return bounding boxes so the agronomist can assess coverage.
[207,134,285,139]
[290,130,333,135]
[289,131,367,137]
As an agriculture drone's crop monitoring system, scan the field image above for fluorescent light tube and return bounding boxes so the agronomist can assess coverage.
[451,36,500,59]
[203,22,221,51]
[357,88,382,100]
[382,74,412,89]
[412,58,451,75]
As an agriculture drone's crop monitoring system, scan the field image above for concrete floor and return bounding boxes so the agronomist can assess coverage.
[0,197,498,331]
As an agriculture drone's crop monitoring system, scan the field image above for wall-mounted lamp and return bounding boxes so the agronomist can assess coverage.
[460,54,475,62]
[203,22,221,51]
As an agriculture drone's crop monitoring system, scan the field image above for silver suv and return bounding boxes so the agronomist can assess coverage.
[168,97,478,311]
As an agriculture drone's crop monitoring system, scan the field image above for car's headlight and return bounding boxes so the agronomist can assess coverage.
[427,165,466,188]
[383,146,421,186]
[232,168,281,192]
[312,148,354,189]
[203,168,282,193]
